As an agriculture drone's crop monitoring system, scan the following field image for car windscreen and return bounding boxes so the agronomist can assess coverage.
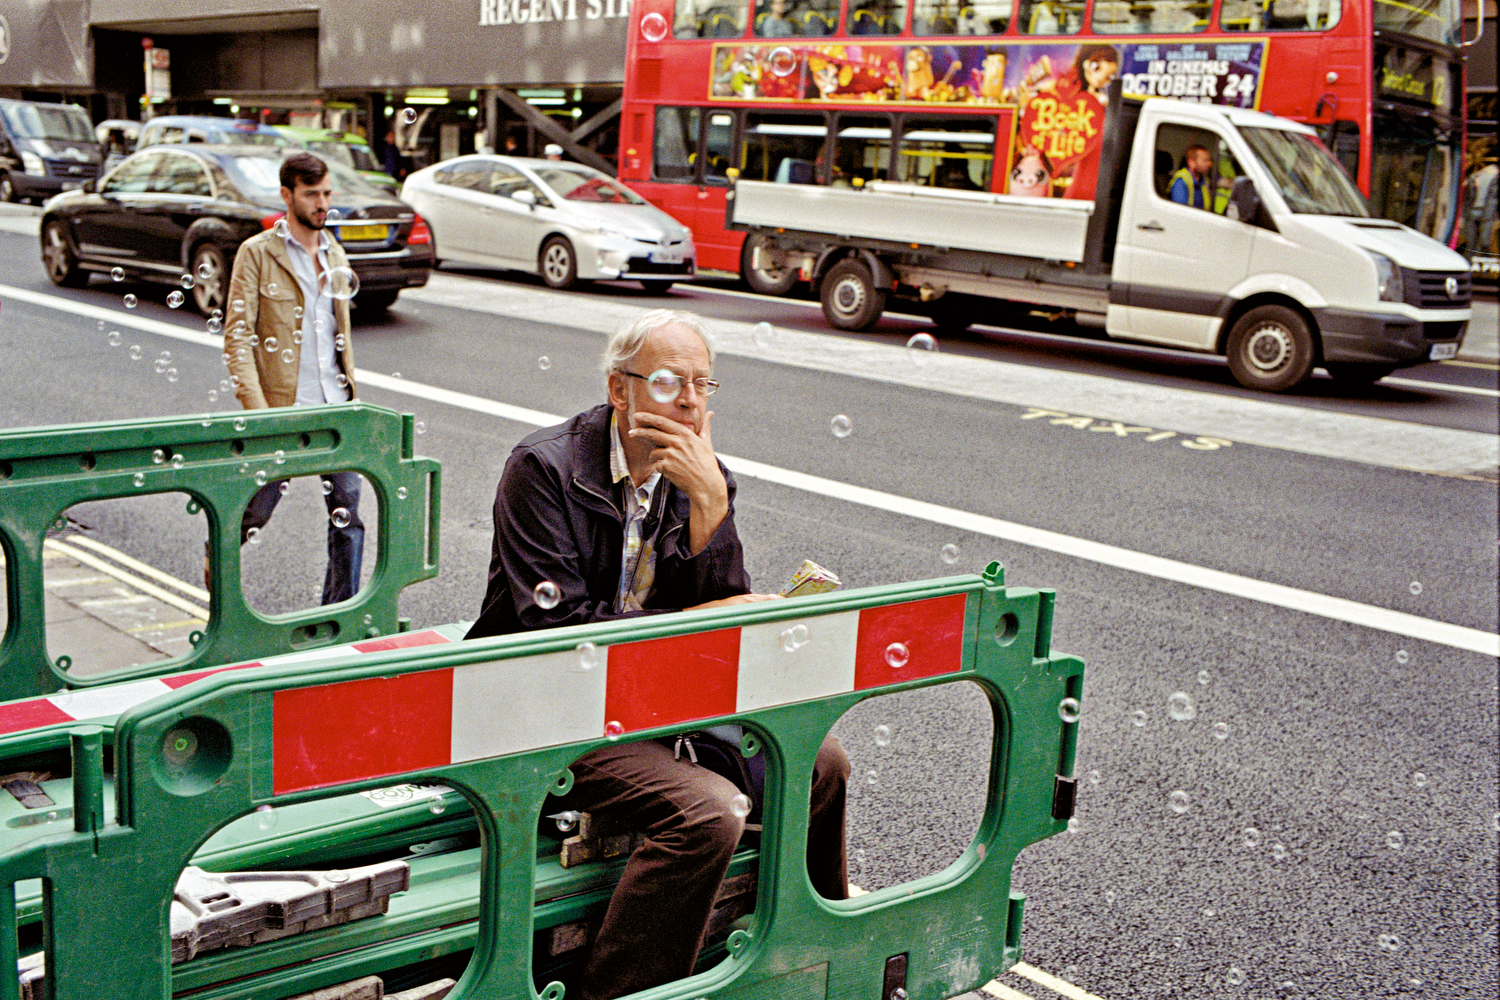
[347,146,380,173]
[2,104,94,143]
[224,131,292,148]
[308,141,356,168]
[1239,127,1369,218]
[534,168,646,205]
[220,153,385,199]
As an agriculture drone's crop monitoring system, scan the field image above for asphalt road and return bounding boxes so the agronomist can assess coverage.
[1,224,1496,1000]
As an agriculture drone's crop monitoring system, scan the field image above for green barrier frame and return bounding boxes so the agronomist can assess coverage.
[0,404,440,700]
[0,569,1084,1000]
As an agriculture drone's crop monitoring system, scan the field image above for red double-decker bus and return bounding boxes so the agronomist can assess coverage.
[617,0,1469,289]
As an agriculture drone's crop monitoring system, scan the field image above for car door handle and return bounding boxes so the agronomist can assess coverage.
[1137,221,1165,232]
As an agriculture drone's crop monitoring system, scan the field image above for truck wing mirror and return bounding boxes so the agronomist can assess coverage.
[1225,177,1277,232]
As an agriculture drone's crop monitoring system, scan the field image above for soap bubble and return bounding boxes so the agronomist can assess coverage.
[1395,650,1410,664]
[233,416,247,431]
[325,869,348,883]
[604,720,623,739]
[292,332,303,345]
[780,624,809,652]
[873,724,891,747]
[322,479,334,495]
[769,45,798,77]
[152,448,166,464]
[107,330,122,346]
[320,265,360,300]
[277,481,291,496]
[1088,769,1100,784]
[167,291,184,309]
[1168,790,1191,814]
[1057,697,1081,723]
[415,420,426,434]
[110,266,124,282]
[539,356,551,370]
[402,107,418,124]
[281,348,295,364]
[865,769,879,785]
[171,453,184,469]
[1377,933,1403,952]
[553,810,579,832]
[245,528,261,545]
[129,345,143,360]
[396,486,408,500]
[335,373,349,388]
[264,336,279,352]
[1132,710,1147,727]
[1271,842,1286,860]
[939,543,960,564]
[1227,967,1246,986]
[391,371,401,378]
[231,298,246,313]
[1242,827,1262,847]
[884,642,909,668]
[123,293,137,309]
[206,318,222,334]
[640,10,669,40]
[1213,722,1230,740]
[577,642,601,670]
[830,414,853,438]
[533,580,561,609]
[273,219,290,238]
[644,368,681,403]
[132,472,145,487]
[751,321,775,349]
[729,794,752,818]
[198,261,214,280]
[273,449,286,465]
[1197,670,1210,685]
[906,332,937,365]
[254,470,268,486]
[1167,691,1197,721]
[1104,889,1116,904]
[178,273,194,290]
[331,507,351,528]
[254,804,277,830]
[790,623,808,645]
[1385,830,1404,851]
[154,358,168,374]
[326,208,342,223]
[1412,772,1428,788]
[1409,581,1422,595]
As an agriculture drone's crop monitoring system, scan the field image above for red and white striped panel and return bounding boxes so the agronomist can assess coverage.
[273,594,967,795]
[0,628,459,737]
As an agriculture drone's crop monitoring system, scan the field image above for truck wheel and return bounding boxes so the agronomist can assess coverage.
[1324,362,1398,385]
[741,234,798,296]
[42,220,88,288]
[821,258,886,331]
[540,236,578,290]
[1225,305,1315,392]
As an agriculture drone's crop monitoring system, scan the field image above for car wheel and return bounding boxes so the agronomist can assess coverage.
[0,173,16,204]
[189,243,228,316]
[820,257,886,331]
[540,236,578,290]
[639,280,674,295]
[741,234,798,296]
[1324,362,1399,385]
[1225,305,1315,392]
[353,289,400,315]
[41,220,88,288]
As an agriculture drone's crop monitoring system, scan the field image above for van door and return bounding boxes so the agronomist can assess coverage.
[1114,121,1256,350]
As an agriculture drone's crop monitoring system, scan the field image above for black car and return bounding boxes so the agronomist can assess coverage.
[40,144,433,315]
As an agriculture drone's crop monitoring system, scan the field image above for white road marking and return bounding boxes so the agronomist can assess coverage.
[978,979,1037,1000]
[67,534,210,602]
[44,540,209,621]
[1010,962,1109,1000]
[5,283,1497,655]
[1380,376,1500,398]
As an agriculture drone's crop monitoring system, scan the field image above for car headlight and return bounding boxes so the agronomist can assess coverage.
[19,151,43,175]
[1365,250,1404,303]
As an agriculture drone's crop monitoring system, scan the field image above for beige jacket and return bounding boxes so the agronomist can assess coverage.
[225,227,356,409]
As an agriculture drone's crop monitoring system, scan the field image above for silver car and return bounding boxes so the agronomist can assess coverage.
[401,155,695,292]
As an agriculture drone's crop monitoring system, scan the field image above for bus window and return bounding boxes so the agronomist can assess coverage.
[654,107,701,181]
[1371,0,1457,44]
[741,113,828,182]
[1016,0,1084,33]
[705,112,735,182]
[755,0,796,36]
[1221,0,1342,31]
[913,0,1011,34]
[834,115,894,185]
[676,0,748,37]
[1093,0,1208,33]
[847,0,907,34]
[897,117,997,190]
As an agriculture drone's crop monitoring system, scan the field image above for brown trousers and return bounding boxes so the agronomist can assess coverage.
[566,735,850,1000]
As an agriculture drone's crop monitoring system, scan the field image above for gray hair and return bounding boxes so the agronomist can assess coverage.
[600,309,715,376]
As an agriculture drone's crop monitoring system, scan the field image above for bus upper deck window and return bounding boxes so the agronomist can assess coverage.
[1016,0,1083,34]
[1093,0,1208,33]
[676,0,748,37]
[913,0,1011,34]
[1222,0,1342,31]
[847,0,907,34]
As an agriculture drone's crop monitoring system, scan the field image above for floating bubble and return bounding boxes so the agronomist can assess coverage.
[790,623,808,645]
[1172,936,1183,948]
[644,368,681,403]
[553,809,579,832]
[533,580,561,609]
[865,769,878,786]
[129,345,143,360]
[1167,691,1197,721]
[206,318,222,334]
[281,348,295,365]
[415,420,426,434]
[152,448,166,464]
[874,724,891,747]
[1409,581,1422,595]
[604,720,624,739]
[906,332,938,365]
[123,293,137,309]
[1213,722,1230,740]
[331,507,352,529]
[110,266,124,282]
[254,470,268,486]
[232,298,246,313]
[363,614,373,626]
[273,449,286,465]
[1378,933,1403,953]
[830,414,853,439]
[1242,826,1262,847]
[780,627,803,653]
[201,413,214,426]
[322,479,334,495]
[277,481,291,496]
[427,793,447,815]
[1068,818,1082,834]
[538,356,552,371]
[320,265,360,300]
[238,463,250,476]
[1395,650,1410,664]
[167,291,185,309]
[326,208,342,223]
[1203,907,1217,917]
[1058,697,1081,723]
[132,472,146,488]
[335,373,349,389]
[254,804,277,830]
[45,810,58,823]
[1227,967,1246,986]
[1271,842,1286,860]
[577,642,601,671]
[402,107,418,125]
[107,330,122,347]
[769,45,798,76]
[1197,669,1210,685]
[1104,889,1116,903]
[292,332,303,345]
[198,261,214,281]
[233,416,247,432]
[171,453,184,469]
[391,371,401,378]
[396,486,408,500]
[264,336,279,352]
[729,794,752,818]
[1132,710,1147,727]
[154,358,168,375]
[1412,772,1428,788]
[940,543,960,565]
[273,219,290,238]
[1385,830,1404,851]
[333,332,344,348]
[751,321,775,349]
[640,9,670,40]
[1168,790,1191,814]
[884,642,909,669]
[1088,769,1100,784]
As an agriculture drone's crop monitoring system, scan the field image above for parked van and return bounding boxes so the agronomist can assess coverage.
[0,99,101,204]
[135,116,295,150]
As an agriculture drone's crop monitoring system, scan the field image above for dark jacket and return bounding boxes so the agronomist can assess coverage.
[466,404,751,638]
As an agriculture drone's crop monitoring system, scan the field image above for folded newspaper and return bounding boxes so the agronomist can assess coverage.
[780,559,841,598]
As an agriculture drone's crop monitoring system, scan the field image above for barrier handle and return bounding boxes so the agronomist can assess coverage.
[71,727,104,843]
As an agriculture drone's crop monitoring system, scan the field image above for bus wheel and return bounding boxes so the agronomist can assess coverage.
[1324,362,1398,386]
[1225,305,1314,392]
[741,234,798,296]
[821,258,885,331]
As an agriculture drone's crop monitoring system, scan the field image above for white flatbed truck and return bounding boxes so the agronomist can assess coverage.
[727,85,1474,392]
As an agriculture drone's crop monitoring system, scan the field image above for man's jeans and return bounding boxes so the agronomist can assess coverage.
[241,471,364,605]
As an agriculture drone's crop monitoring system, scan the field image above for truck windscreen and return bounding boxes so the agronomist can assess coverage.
[1240,127,1370,219]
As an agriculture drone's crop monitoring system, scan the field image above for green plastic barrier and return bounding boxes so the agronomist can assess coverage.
[0,568,1084,1000]
[0,403,440,701]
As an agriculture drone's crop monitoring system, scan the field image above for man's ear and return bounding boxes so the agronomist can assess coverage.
[607,372,629,413]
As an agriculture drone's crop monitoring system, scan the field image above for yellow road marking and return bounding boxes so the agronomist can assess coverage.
[1010,962,1107,1000]
[43,540,208,621]
[66,535,210,603]
[1441,358,1500,370]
